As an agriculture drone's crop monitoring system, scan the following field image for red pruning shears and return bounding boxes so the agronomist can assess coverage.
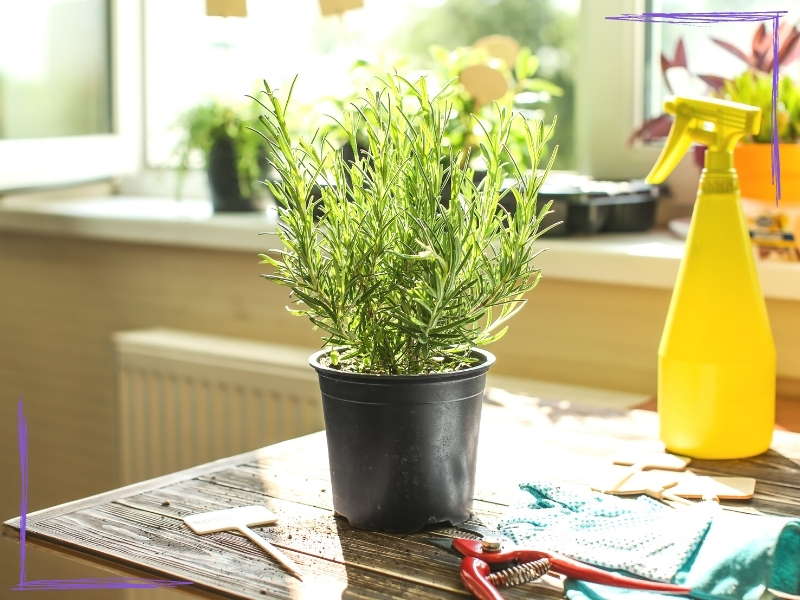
[424,524,692,600]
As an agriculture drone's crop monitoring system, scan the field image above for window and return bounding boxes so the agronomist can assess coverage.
[645,0,800,124]
[0,0,111,139]
[143,0,579,171]
[0,0,141,191]
[577,0,799,207]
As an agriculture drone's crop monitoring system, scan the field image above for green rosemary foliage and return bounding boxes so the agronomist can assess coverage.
[255,75,557,374]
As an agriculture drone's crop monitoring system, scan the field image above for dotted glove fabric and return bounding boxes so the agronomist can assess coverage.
[498,480,800,600]
[498,480,715,583]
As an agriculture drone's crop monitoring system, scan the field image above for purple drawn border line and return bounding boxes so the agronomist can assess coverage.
[13,398,193,591]
[607,11,789,204]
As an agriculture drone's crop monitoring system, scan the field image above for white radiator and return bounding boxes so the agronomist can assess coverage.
[114,328,324,486]
[113,328,650,487]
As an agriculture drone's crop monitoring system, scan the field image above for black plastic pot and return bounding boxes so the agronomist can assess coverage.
[567,197,611,234]
[207,137,256,212]
[440,169,489,209]
[441,171,559,234]
[536,183,576,237]
[309,349,495,533]
[601,182,659,232]
[306,142,371,221]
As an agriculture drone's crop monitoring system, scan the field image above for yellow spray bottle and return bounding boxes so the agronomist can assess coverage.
[645,96,775,459]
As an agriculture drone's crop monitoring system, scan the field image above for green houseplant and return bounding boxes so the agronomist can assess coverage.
[315,43,561,178]
[174,98,271,212]
[255,74,556,532]
[428,42,562,173]
[719,70,800,201]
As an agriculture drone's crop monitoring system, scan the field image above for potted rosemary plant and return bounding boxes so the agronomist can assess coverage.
[255,75,556,532]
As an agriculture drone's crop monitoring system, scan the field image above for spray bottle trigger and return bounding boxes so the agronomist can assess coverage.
[645,107,693,185]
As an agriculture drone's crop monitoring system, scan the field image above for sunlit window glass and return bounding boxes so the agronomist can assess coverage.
[144,0,578,170]
[0,0,112,140]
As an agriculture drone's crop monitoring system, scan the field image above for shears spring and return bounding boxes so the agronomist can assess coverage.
[486,557,551,588]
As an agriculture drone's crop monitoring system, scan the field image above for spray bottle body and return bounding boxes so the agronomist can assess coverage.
[658,178,775,459]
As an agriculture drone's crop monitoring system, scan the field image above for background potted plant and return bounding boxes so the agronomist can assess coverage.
[631,18,800,157]
[719,70,800,260]
[630,20,800,257]
[254,74,557,532]
[174,98,272,212]
[720,71,800,200]
[318,39,561,176]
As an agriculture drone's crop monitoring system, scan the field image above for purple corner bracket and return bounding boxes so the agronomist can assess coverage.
[12,398,193,591]
[607,10,789,205]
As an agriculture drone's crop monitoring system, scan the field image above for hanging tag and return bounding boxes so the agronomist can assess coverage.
[206,0,247,17]
[472,35,520,68]
[459,65,509,106]
[318,0,363,17]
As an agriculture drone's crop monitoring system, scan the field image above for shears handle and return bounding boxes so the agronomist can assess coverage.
[460,557,504,600]
[507,548,690,594]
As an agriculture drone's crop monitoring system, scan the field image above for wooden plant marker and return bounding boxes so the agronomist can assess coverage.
[668,472,756,501]
[206,0,247,17]
[184,505,303,581]
[459,64,509,107]
[318,0,363,17]
[592,470,692,505]
[472,35,520,68]
[594,469,756,511]
[601,450,692,493]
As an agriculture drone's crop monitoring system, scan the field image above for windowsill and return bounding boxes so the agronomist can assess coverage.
[1,194,799,301]
[0,194,278,253]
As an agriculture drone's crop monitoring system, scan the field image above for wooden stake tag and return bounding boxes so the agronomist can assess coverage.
[669,473,756,500]
[206,0,247,17]
[472,34,520,68]
[595,470,756,501]
[318,0,363,17]
[459,65,509,106]
[604,450,692,493]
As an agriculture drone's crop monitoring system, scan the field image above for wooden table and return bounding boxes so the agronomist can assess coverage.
[5,390,800,599]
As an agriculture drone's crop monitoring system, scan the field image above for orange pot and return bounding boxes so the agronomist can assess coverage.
[734,143,800,202]
[734,143,800,260]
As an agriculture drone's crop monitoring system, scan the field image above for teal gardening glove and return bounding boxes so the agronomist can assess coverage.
[497,481,800,600]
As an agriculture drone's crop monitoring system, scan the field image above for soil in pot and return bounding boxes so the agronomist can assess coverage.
[207,137,257,212]
[309,349,495,533]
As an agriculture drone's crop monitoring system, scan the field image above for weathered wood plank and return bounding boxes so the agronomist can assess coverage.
[22,487,559,600]
[197,465,333,512]
[24,502,468,599]
[688,454,800,488]
[3,432,326,534]
[111,480,516,595]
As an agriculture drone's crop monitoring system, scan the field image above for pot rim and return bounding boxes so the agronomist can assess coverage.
[308,347,495,381]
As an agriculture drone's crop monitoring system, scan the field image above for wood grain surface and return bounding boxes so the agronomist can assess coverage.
[4,396,800,599]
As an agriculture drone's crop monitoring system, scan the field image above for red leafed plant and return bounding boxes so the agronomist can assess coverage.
[710,20,800,78]
[630,19,800,145]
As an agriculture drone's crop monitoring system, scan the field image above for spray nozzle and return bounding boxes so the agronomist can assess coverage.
[645,96,761,185]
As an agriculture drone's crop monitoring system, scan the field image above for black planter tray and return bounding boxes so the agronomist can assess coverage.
[298,169,659,236]
[535,179,660,236]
